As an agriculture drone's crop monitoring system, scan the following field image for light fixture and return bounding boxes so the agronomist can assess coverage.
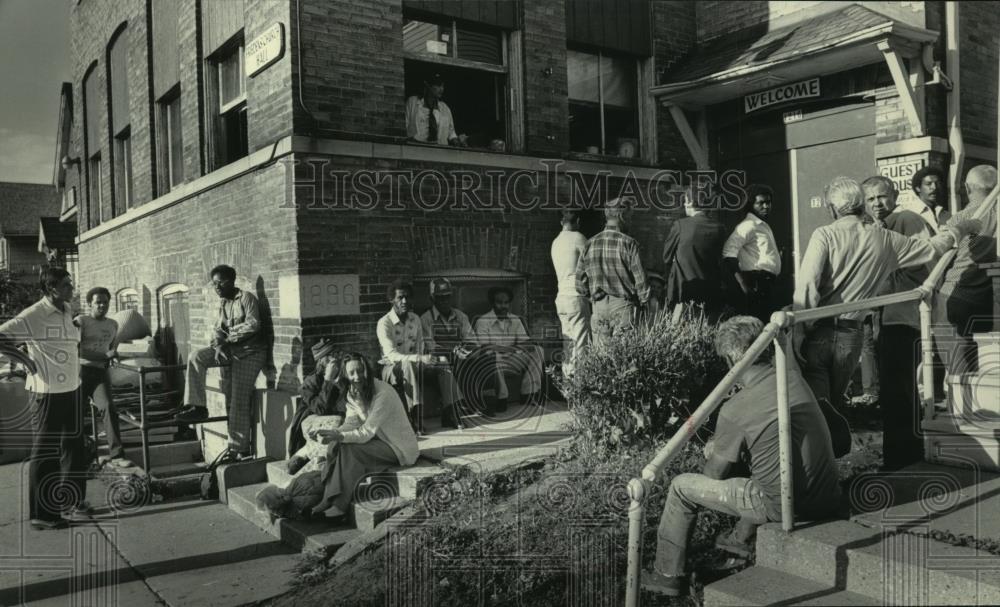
[60,155,81,171]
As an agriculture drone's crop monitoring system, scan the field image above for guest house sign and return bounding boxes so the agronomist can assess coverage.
[246,23,284,77]
[745,78,820,113]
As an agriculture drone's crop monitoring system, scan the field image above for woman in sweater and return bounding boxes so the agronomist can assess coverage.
[309,352,419,518]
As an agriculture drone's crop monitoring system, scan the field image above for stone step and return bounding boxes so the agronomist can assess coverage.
[227,482,361,554]
[947,373,1000,416]
[266,457,447,500]
[703,566,880,606]
[754,520,1000,604]
[924,413,1000,472]
[973,332,1000,369]
[122,440,202,467]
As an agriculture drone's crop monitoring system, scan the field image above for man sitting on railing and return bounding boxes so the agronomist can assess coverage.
[175,265,266,461]
[792,176,979,419]
[643,316,842,597]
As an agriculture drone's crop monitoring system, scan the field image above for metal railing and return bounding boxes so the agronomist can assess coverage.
[623,184,1000,606]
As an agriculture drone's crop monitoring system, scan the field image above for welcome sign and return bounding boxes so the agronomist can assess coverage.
[745,78,820,113]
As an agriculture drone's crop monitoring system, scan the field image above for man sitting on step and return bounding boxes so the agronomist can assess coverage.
[643,316,842,597]
[472,286,544,413]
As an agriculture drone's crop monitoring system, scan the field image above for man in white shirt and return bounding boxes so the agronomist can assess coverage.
[0,267,86,530]
[550,210,590,375]
[473,286,544,412]
[722,184,781,321]
[377,278,454,435]
[405,73,467,147]
[906,165,951,233]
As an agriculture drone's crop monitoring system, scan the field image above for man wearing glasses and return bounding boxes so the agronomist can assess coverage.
[175,265,266,461]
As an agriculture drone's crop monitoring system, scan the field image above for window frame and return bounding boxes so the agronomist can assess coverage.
[113,126,133,214]
[156,86,184,193]
[401,14,523,152]
[116,287,139,312]
[88,153,103,225]
[566,47,648,161]
[205,34,249,171]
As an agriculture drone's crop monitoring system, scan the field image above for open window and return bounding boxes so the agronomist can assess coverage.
[207,35,248,169]
[403,14,520,152]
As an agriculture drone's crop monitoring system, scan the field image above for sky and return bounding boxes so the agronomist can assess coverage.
[0,0,70,185]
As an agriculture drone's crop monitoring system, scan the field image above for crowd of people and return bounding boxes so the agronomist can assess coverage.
[2,165,994,551]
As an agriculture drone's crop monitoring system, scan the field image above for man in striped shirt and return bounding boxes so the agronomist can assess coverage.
[575,197,650,342]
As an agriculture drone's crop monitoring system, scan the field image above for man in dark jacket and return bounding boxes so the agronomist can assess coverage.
[662,188,729,318]
[286,338,344,472]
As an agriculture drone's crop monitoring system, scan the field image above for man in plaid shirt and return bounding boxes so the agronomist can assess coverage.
[576,197,651,341]
[175,264,266,460]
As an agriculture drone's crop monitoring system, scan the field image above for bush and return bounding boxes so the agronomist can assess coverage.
[553,307,728,455]
[0,269,36,321]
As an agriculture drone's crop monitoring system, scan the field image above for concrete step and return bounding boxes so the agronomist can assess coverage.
[121,440,202,467]
[703,566,880,606]
[754,520,1000,604]
[973,332,1000,369]
[227,482,361,554]
[924,413,1000,472]
[267,457,447,500]
[947,373,1000,416]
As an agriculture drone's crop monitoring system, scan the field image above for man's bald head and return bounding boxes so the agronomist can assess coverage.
[965,165,998,203]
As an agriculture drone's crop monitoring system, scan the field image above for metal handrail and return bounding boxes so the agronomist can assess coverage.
[624,183,1000,606]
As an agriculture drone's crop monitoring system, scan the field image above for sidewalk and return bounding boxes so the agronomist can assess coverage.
[0,463,301,607]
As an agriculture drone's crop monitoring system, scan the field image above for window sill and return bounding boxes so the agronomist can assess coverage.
[564,151,654,169]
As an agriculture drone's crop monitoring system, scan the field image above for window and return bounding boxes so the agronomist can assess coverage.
[113,127,133,211]
[157,87,184,192]
[108,25,131,216]
[0,238,8,270]
[83,64,101,228]
[88,153,103,224]
[210,38,248,168]
[567,50,640,157]
[116,288,139,312]
[403,16,517,151]
[158,283,190,379]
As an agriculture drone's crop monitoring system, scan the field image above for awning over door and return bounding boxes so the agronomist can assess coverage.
[652,4,937,107]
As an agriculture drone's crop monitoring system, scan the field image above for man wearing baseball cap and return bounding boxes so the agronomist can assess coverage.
[285,338,345,473]
[420,277,474,429]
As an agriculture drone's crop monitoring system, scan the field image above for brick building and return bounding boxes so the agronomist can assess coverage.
[0,182,65,280]
[60,0,999,457]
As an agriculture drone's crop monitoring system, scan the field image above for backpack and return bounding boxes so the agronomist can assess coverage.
[199,448,231,501]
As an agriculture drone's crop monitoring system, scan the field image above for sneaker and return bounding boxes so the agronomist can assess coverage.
[109,457,134,468]
[641,569,688,597]
[30,518,68,531]
[175,406,209,423]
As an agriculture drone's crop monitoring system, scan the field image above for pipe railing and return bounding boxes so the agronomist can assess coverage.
[624,184,1000,607]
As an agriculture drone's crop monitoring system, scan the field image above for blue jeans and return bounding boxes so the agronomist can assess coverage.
[801,321,864,411]
[654,473,775,576]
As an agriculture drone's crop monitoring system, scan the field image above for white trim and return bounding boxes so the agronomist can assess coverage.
[875,136,948,157]
[158,283,189,297]
[790,148,801,272]
[667,105,708,169]
[879,40,924,137]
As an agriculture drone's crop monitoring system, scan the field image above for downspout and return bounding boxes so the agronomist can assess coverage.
[945,2,963,215]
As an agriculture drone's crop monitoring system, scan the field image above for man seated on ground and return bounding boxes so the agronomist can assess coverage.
[472,286,544,413]
[643,316,842,597]
[286,339,345,475]
[419,277,472,429]
[377,278,455,435]
[77,287,133,468]
[175,265,266,461]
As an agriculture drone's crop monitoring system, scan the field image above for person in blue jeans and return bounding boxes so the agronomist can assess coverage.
[643,316,841,597]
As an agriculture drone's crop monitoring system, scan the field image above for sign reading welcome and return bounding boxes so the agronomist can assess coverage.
[246,23,285,78]
[745,78,820,114]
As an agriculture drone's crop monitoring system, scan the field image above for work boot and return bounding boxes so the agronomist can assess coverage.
[641,570,688,597]
[441,401,464,430]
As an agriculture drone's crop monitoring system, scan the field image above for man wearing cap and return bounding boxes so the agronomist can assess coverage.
[473,286,545,411]
[405,74,467,147]
[576,197,651,342]
[550,210,590,375]
[286,339,345,473]
[420,277,473,429]
[793,176,978,419]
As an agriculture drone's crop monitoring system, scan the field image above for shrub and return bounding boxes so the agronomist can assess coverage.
[553,306,728,455]
[0,269,36,321]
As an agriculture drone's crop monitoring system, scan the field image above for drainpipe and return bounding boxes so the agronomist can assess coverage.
[945,2,963,215]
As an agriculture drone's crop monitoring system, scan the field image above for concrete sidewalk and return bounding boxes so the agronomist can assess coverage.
[0,462,301,607]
